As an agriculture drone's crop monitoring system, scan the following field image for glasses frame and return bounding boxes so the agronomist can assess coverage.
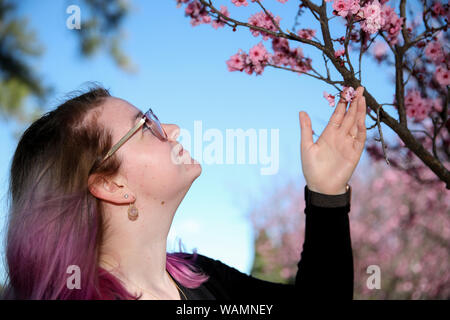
[100,108,168,164]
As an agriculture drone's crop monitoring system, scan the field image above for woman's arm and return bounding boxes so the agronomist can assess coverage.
[296,184,353,299]
[193,184,353,300]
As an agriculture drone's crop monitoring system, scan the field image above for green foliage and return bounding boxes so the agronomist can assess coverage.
[0,0,134,124]
[0,0,47,119]
[75,0,136,72]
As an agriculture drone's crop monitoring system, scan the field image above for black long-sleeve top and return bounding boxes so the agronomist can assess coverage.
[169,184,354,300]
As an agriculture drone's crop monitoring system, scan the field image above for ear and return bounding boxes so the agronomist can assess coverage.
[88,173,135,204]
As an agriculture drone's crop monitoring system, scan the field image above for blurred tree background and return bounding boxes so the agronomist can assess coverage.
[248,161,450,299]
[0,0,133,124]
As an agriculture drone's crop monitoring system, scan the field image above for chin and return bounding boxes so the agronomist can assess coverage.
[189,159,202,179]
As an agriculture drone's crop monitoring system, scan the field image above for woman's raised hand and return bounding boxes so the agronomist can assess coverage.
[299,86,367,195]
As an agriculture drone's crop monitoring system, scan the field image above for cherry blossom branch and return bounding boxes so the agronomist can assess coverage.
[178,0,450,188]
[359,32,382,81]
[302,0,321,21]
[254,0,283,34]
[264,63,344,90]
[322,52,331,80]
[197,0,327,52]
[399,0,411,47]
[343,16,356,75]
[373,104,390,165]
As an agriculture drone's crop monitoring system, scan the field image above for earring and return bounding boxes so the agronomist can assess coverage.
[128,202,139,221]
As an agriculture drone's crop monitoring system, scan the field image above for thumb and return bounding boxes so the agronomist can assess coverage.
[299,111,314,151]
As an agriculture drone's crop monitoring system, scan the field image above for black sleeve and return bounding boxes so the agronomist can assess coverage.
[194,184,354,300]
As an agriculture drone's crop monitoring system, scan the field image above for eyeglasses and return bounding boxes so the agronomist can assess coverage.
[100,108,168,163]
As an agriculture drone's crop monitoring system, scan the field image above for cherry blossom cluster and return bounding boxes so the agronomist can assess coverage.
[176,0,449,133]
[379,3,404,45]
[270,37,312,73]
[226,43,271,75]
[323,91,335,107]
[328,0,405,43]
[424,40,450,88]
[226,36,313,76]
[248,10,282,41]
[403,88,446,123]
[323,86,357,107]
[341,86,357,102]
[182,0,211,27]
[297,28,316,40]
[404,89,433,123]
[211,5,230,29]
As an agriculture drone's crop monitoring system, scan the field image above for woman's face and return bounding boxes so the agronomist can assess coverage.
[96,97,202,202]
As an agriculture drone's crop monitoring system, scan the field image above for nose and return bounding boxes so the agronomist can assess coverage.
[162,123,180,142]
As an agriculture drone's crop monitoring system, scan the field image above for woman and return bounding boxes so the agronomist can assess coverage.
[2,84,366,300]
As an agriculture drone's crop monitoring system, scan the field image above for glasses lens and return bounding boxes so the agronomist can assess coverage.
[144,108,168,141]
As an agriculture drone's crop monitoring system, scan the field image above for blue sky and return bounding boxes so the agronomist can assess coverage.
[0,0,400,282]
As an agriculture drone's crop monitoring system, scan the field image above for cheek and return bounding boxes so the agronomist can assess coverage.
[124,144,185,198]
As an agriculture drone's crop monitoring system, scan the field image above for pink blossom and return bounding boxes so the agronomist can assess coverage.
[175,0,190,8]
[332,0,360,17]
[297,28,316,40]
[348,0,361,15]
[431,1,446,16]
[333,0,352,17]
[232,0,248,7]
[323,91,336,107]
[335,48,346,58]
[341,86,356,102]
[226,45,270,76]
[405,89,431,122]
[435,65,450,87]
[248,11,282,41]
[360,0,385,34]
[425,41,445,64]
[226,50,246,72]
[185,1,211,27]
[211,5,230,29]
[272,37,290,53]
[372,41,388,62]
[380,4,404,45]
[249,42,270,66]
[270,37,312,75]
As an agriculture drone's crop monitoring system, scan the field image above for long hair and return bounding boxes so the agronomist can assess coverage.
[2,84,208,299]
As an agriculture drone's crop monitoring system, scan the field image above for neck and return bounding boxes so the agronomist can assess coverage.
[99,192,185,296]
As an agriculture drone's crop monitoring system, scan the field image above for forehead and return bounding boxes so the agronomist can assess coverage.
[95,97,141,137]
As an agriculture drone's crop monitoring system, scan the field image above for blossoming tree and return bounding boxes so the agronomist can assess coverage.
[248,161,450,299]
[175,0,450,189]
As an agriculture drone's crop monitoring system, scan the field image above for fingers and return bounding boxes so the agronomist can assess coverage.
[327,96,348,130]
[299,111,314,151]
[355,94,367,146]
[341,87,364,133]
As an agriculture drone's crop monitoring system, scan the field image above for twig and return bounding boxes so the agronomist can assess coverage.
[373,104,390,165]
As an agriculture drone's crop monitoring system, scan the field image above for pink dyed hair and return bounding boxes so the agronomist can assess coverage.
[2,84,208,299]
